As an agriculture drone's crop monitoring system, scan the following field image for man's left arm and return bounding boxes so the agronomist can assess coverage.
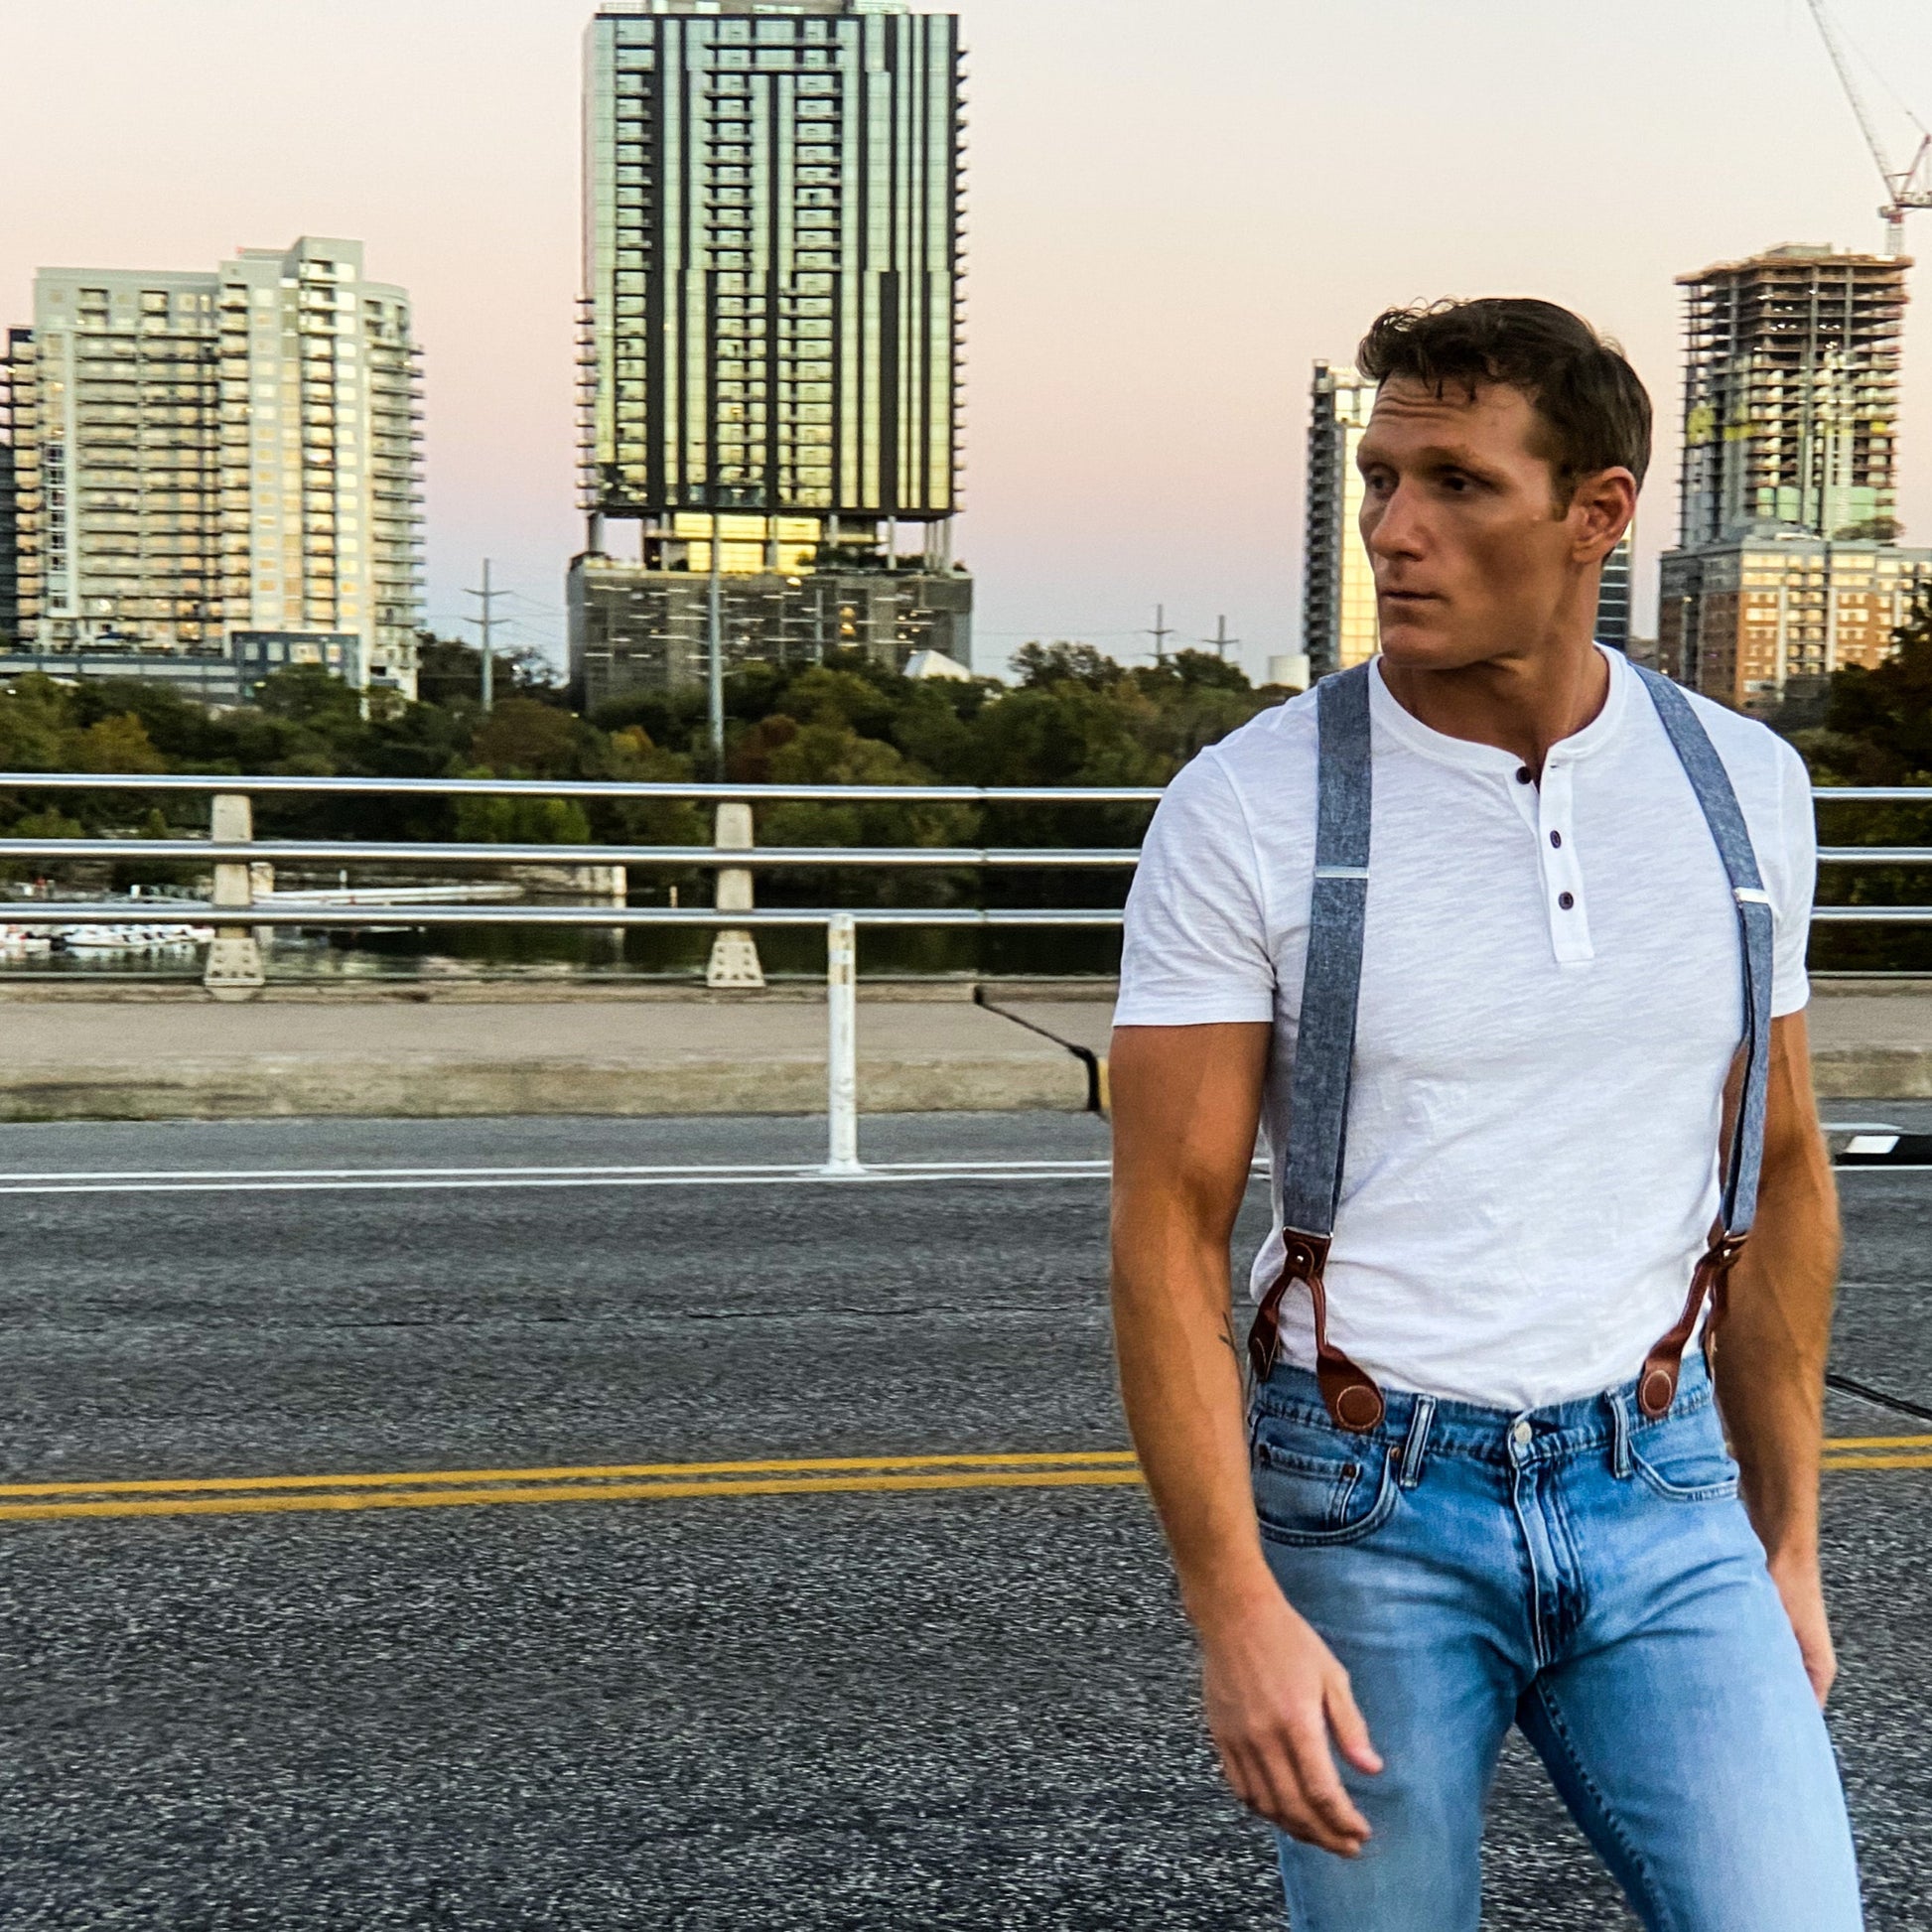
[1714,1009,1842,1705]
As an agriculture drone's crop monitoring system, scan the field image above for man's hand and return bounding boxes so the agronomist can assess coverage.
[1196,1577,1382,1855]
[1770,1555,1837,1707]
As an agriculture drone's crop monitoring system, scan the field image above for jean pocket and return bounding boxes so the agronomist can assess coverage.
[1631,1412,1741,1503]
[1251,1426,1398,1547]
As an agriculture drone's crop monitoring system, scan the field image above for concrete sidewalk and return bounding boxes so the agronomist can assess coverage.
[0,996,1089,1121]
[992,981,1932,1104]
[0,978,1921,1121]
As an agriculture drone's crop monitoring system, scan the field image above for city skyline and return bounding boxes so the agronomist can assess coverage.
[8,0,1932,686]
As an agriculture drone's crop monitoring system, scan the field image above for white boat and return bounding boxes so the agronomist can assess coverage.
[55,922,215,954]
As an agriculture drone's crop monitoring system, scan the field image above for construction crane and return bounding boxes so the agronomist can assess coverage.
[1807,0,1932,256]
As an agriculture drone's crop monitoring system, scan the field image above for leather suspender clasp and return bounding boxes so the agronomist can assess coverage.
[1636,1228,1747,1419]
[1248,1229,1386,1433]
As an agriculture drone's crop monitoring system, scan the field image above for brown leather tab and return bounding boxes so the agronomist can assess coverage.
[1248,1230,1386,1432]
[1322,1364,1386,1433]
[1637,1233,1746,1420]
[1246,1276,1291,1383]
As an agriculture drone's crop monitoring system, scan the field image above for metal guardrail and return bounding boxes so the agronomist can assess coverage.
[2,772,1928,1166]
[0,839,1145,869]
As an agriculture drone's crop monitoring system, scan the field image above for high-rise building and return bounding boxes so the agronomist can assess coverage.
[1303,361,1377,680]
[1676,245,1906,549]
[2,237,423,700]
[1661,242,1928,712]
[0,331,22,646]
[1594,528,1633,650]
[570,0,969,709]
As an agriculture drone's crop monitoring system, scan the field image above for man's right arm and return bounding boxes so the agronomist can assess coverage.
[1109,1022,1381,1857]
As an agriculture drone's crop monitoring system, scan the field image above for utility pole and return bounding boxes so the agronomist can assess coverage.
[1207,615,1239,659]
[1147,603,1174,665]
[707,507,726,775]
[465,558,508,712]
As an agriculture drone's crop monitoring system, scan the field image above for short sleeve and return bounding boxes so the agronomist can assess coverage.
[1115,749,1277,1026]
[1769,741,1817,1018]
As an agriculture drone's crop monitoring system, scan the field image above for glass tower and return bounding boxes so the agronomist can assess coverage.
[573,0,970,704]
[1303,361,1377,680]
[1594,528,1632,650]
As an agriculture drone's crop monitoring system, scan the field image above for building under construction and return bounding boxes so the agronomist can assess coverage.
[1661,243,1932,712]
[1676,244,1906,549]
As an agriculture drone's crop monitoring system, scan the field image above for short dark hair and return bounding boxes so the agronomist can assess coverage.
[1356,298,1652,500]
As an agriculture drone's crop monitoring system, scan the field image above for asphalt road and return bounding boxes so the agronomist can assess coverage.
[0,1109,1927,1930]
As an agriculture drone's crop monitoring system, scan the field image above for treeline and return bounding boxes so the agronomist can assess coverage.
[0,639,1288,903]
[1781,590,1932,970]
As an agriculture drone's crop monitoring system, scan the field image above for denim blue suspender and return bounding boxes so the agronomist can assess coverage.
[1245,663,1386,1428]
[1628,664,1775,1418]
[1246,659,1776,1432]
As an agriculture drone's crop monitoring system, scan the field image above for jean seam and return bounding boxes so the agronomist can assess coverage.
[1530,1680,1680,1932]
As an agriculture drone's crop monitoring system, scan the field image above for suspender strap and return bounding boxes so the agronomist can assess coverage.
[1631,666,1776,1418]
[1247,665,1385,1432]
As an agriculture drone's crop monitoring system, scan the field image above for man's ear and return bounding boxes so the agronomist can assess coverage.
[1570,467,1636,563]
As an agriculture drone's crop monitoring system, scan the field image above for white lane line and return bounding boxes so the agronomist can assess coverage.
[0,1160,1123,1197]
[0,1159,1113,1184]
[0,1154,1908,1197]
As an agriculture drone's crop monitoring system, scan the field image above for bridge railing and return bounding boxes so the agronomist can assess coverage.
[1,772,1927,1167]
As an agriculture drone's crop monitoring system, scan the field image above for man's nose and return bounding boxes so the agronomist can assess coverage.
[1365,482,1426,560]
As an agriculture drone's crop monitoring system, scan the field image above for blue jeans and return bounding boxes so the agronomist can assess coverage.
[1250,1352,1862,1931]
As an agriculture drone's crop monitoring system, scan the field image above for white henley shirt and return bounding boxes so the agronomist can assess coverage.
[1114,645,1817,1411]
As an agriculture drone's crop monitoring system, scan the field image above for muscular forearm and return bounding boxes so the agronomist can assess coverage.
[1111,1206,1272,1621]
[1713,1027,1840,1574]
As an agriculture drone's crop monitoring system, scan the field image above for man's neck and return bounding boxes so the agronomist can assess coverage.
[1376,633,1610,779]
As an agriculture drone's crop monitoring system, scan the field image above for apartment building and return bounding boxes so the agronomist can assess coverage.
[3,237,423,699]
[570,0,969,706]
[1658,532,1932,711]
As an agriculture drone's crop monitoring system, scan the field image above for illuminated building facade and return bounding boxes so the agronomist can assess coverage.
[571,0,970,703]
[1303,361,1377,679]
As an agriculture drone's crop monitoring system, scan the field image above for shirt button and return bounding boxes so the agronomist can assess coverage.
[1515,766,1533,785]
[1512,1420,1533,1448]
[1549,830,1563,848]
[1558,891,1576,910]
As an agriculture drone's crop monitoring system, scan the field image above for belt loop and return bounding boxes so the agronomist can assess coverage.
[1398,1396,1437,1491]
[1609,1388,1632,1480]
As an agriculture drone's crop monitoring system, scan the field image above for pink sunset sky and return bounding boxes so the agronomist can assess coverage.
[9,0,1932,683]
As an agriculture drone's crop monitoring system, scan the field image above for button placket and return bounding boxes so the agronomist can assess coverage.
[1537,759,1593,963]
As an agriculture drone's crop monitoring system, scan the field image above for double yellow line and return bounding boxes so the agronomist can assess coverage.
[0,1449,1145,1525]
[0,1435,1923,1527]
[1819,1435,1932,1471]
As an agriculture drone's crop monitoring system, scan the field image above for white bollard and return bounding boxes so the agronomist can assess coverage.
[203,792,265,1001]
[824,912,861,1173]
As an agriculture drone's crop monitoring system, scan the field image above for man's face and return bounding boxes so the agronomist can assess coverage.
[1355,375,1627,670]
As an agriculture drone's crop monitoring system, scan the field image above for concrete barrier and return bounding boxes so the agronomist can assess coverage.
[0,996,1090,1122]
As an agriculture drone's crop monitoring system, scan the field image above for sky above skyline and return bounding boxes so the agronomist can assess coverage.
[10,0,1932,684]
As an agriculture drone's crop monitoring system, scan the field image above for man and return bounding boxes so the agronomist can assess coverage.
[1109,299,1861,1929]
